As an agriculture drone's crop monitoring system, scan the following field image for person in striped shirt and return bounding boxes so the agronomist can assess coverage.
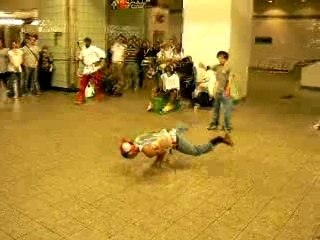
[124,38,139,91]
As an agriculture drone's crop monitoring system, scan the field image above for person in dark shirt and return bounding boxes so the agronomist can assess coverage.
[38,46,54,91]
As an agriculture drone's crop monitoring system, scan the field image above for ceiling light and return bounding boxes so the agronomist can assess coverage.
[30,20,40,25]
[267,0,273,3]
[0,18,24,25]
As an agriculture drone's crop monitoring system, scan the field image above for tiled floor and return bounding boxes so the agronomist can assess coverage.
[0,72,319,239]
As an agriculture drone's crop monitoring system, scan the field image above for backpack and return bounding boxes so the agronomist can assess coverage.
[198,91,212,107]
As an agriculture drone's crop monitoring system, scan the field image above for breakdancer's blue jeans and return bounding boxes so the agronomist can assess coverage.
[175,126,213,156]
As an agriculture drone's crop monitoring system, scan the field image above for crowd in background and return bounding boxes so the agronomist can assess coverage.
[103,34,187,95]
[0,33,54,102]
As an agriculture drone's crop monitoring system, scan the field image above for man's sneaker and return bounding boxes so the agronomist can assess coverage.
[112,92,122,97]
[223,133,234,146]
[312,121,320,130]
[207,123,218,131]
[147,103,153,112]
[222,126,232,133]
[162,104,174,113]
[210,136,224,146]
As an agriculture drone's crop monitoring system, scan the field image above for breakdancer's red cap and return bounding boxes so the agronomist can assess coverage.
[120,139,135,159]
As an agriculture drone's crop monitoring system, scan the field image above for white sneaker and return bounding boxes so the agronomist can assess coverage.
[147,103,153,112]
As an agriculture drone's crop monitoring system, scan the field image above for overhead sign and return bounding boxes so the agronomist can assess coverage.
[110,0,155,10]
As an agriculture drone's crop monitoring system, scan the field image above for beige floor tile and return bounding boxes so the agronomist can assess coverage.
[110,225,152,240]
[75,187,108,204]
[0,202,18,226]
[66,227,109,240]
[110,203,148,224]
[0,215,41,239]
[155,223,194,240]
[52,197,90,217]
[173,212,213,238]
[88,214,127,238]
[0,81,319,240]
[36,208,68,228]
[49,217,86,238]
[35,188,70,206]
[15,198,57,220]
[17,226,64,240]
[0,230,14,240]
[92,197,126,215]
[71,205,106,226]
[154,203,189,222]
[134,215,174,237]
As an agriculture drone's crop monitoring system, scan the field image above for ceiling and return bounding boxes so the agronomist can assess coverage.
[0,0,39,11]
[254,0,320,15]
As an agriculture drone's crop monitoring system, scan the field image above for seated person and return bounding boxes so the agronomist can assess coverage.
[144,63,156,89]
[103,63,122,97]
[192,63,216,106]
[147,65,180,113]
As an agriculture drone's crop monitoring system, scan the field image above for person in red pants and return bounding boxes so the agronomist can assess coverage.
[74,37,106,104]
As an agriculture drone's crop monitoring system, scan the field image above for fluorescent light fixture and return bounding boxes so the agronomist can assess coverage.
[267,0,273,3]
[30,20,40,25]
[0,18,24,25]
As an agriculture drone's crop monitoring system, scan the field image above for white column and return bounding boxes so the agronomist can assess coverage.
[39,0,107,89]
[182,0,253,97]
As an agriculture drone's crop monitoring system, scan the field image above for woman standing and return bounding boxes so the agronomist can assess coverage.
[38,46,54,91]
[0,39,9,101]
[7,40,23,99]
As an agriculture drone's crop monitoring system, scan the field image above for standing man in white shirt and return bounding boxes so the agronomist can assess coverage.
[74,37,106,104]
[7,40,23,99]
[111,36,126,93]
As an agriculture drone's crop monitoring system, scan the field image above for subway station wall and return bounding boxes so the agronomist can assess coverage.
[182,0,252,97]
[251,19,320,66]
[108,9,146,40]
[0,0,39,11]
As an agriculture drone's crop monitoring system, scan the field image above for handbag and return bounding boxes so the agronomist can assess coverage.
[85,83,95,98]
[230,76,240,103]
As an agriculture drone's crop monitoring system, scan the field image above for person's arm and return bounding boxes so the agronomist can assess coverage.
[174,73,180,91]
[141,144,166,158]
[208,64,219,71]
[224,70,235,97]
[95,46,106,60]
[78,49,84,61]
[160,74,166,91]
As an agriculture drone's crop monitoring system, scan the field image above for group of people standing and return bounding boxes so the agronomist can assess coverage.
[75,35,235,133]
[0,34,54,102]
[74,34,184,104]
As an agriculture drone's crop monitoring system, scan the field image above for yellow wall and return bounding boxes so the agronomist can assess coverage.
[182,0,232,66]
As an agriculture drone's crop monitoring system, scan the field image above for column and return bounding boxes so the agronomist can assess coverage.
[38,0,107,89]
[38,0,69,88]
[182,0,253,97]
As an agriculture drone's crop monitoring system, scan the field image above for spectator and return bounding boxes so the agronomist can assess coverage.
[38,46,54,91]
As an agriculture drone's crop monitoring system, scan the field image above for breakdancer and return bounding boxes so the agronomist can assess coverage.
[120,126,233,166]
